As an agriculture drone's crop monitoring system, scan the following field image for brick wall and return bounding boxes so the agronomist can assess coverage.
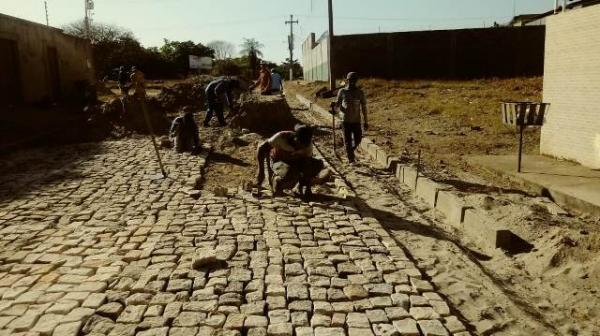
[541,5,600,168]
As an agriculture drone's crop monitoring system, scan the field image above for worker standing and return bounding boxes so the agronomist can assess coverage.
[130,66,146,100]
[335,72,368,163]
[204,77,240,127]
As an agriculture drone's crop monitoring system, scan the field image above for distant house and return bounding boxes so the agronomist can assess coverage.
[509,13,553,26]
[541,2,600,168]
[0,13,94,105]
[509,0,600,26]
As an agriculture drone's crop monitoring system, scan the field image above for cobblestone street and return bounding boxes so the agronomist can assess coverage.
[0,136,469,336]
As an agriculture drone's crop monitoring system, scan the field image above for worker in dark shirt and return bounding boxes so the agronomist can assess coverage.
[204,77,240,127]
[170,107,200,154]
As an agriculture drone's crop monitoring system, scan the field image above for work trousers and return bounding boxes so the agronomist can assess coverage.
[342,122,362,162]
[272,158,324,190]
[204,96,226,126]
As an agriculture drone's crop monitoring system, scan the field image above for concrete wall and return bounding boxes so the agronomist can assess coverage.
[0,14,94,104]
[302,33,330,82]
[302,26,545,81]
[541,5,600,169]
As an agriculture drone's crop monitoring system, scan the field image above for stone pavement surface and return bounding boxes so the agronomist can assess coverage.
[0,138,468,336]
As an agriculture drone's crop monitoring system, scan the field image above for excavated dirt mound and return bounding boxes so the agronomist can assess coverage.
[153,75,214,113]
[86,97,170,140]
[229,93,295,135]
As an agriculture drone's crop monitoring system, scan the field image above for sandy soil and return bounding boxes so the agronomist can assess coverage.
[200,127,260,193]
[287,78,543,184]
[285,91,600,335]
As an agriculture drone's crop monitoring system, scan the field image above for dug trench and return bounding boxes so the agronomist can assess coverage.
[197,93,337,197]
[282,94,600,336]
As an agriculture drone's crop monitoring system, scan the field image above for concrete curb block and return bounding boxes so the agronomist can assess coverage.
[435,191,469,228]
[401,166,420,191]
[416,177,451,208]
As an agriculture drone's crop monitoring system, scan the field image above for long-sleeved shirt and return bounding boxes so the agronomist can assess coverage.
[205,77,235,107]
[271,72,284,91]
[336,86,368,124]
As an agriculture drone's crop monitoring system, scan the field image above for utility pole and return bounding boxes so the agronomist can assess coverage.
[84,0,94,40]
[44,1,49,26]
[327,0,335,90]
[285,15,299,81]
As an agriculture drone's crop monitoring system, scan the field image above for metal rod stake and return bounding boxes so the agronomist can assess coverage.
[517,124,524,173]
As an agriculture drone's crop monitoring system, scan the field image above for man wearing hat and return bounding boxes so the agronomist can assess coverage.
[255,124,324,199]
[335,72,368,163]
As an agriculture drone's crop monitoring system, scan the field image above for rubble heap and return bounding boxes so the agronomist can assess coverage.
[229,93,295,135]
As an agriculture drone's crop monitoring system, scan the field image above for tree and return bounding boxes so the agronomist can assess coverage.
[63,20,147,77]
[160,39,214,74]
[240,38,264,78]
[239,38,264,57]
[63,20,134,44]
[207,40,236,60]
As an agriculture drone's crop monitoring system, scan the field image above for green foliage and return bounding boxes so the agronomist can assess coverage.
[239,38,264,57]
[159,39,214,74]
[63,20,214,79]
[211,59,242,77]
[273,58,303,80]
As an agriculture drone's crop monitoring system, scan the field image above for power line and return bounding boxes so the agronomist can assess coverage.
[298,14,512,22]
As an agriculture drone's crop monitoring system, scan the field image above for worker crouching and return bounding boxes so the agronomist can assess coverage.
[170,107,200,154]
[256,124,325,199]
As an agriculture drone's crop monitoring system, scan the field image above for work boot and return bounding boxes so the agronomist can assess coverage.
[271,177,284,197]
[303,186,313,201]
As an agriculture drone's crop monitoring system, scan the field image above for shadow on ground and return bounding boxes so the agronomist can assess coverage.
[0,142,104,203]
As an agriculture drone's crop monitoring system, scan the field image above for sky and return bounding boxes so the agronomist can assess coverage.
[0,0,556,63]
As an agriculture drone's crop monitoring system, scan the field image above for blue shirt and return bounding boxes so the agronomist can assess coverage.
[271,73,284,91]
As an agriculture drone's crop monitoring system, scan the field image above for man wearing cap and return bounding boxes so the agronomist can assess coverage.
[336,72,368,163]
[256,124,324,199]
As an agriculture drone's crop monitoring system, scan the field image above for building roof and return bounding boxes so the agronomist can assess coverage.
[0,12,64,33]
[509,0,600,26]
